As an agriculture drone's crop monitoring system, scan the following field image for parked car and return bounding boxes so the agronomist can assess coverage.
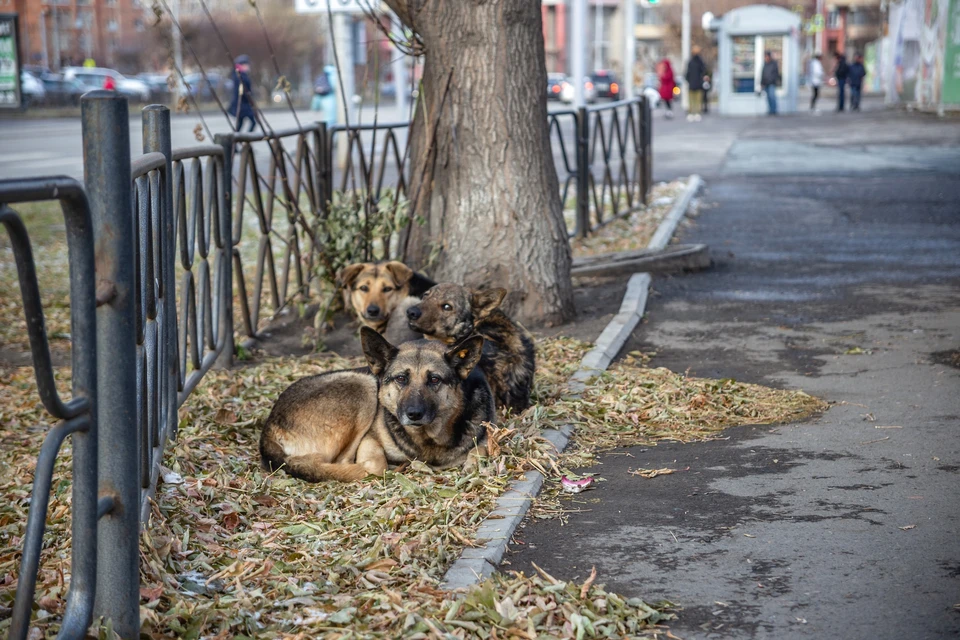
[547,72,567,101]
[19,71,46,107]
[559,76,597,104]
[137,72,178,103]
[590,70,620,100]
[183,71,232,102]
[62,67,151,102]
[39,73,87,106]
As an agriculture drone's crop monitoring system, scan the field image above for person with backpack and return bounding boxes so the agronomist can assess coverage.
[835,52,849,112]
[848,54,866,111]
[310,65,338,126]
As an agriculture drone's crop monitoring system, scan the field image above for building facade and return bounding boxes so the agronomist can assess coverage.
[3,0,148,71]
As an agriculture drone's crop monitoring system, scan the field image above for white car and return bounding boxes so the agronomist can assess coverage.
[560,76,597,104]
[20,71,46,107]
[62,67,151,102]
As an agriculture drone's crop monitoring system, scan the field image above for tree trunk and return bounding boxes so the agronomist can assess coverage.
[387,0,575,326]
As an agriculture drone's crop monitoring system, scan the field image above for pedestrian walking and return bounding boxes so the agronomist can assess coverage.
[809,53,824,111]
[657,59,676,119]
[228,54,257,133]
[848,54,866,111]
[760,51,780,115]
[685,46,706,121]
[310,66,338,125]
[835,52,849,112]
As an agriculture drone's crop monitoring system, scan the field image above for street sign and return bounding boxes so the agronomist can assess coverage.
[0,14,21,109]
[294,0,366,15]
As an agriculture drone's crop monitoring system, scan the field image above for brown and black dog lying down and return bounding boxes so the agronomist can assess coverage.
[406,284,535,414]
[260,327,494,482]
[338,261,435,345]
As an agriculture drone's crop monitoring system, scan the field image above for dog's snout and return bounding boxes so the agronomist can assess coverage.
[406,305,422,321]
[366,304,381,317]
[405,406,425,422]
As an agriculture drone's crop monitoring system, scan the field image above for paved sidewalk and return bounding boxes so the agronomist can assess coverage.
[505,111,960,639]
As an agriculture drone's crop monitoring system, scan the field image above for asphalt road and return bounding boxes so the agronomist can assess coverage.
[504,109,960,638]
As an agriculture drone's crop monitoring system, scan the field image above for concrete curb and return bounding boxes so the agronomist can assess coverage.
[440,175,704,591]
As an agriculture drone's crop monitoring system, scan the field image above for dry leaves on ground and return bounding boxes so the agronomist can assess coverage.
[1,328,824,638]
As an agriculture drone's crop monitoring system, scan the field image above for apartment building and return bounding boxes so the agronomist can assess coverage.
[3,0,148,70]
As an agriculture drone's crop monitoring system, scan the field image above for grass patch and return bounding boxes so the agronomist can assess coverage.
[0,200,72,354]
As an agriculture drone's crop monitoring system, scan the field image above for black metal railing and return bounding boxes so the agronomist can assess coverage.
[3,92,653,638]
[1,177,100,640]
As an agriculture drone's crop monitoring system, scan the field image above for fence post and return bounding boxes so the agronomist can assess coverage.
[214,132,235,368]
[84,91,141,639]
[642,96,652,205]
[142,105,179,443]
[575,106,590,238]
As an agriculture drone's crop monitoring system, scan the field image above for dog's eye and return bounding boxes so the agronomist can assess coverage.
[359,285,369,292]
[382,286,393,293]
[394,374,408,386]
[442,303,452,311]
[427,374,442,386]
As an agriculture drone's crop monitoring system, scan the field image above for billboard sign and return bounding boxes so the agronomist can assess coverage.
[0,14,21,109]
[294,0,366,15]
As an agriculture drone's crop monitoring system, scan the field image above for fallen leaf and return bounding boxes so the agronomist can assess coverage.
[898,525,916,531]
[628,467,677,479]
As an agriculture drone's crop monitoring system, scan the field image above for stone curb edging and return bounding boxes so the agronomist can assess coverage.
[441,175,704,591]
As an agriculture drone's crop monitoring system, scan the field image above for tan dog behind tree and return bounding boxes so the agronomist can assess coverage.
[260,327,494,482]
[406,283,535,414]
[338,261,435,344]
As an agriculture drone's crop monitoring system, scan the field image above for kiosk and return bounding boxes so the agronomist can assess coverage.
[711,5,801,115]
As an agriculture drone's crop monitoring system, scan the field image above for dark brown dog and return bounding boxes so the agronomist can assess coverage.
[338,261,435,340]
[406,283,535,414]
[260,327,494,482]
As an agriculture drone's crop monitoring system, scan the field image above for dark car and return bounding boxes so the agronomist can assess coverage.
[39,73,87,106]
[590,70,620,100]
[547,72,567,101]
[184,71,233,102]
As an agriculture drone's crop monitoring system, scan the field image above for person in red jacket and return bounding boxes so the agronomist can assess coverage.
[657,59,676,119]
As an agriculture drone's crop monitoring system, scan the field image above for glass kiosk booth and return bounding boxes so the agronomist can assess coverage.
[711,5,801,115]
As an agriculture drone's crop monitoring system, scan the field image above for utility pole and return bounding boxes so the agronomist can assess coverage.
[171,0,183,102]
[333,12,355,167]
[571,0,587,106]
[39,10,49,70]
[594,1,603,71]
[52,5,60,70]
[623,0,636,98]
[681,0,690,109]
[392,47,407,113]
[816,0,824,53]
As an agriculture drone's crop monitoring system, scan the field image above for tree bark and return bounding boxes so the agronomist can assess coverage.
[387,0,575,326]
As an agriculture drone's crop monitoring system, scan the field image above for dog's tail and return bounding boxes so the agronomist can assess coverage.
[283,455,371,482]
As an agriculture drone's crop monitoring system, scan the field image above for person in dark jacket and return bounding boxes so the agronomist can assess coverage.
[834,52,849,112]
[228,54,257,133]
[685,46,706,121]
[760,51,780,115]
[848,54,866,111]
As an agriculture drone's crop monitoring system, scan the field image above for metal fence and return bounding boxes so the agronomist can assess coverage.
[2,92,651,638]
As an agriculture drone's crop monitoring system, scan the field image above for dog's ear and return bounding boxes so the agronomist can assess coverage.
[338,263,366,290]
[470,288,507,320]
[384,261,414,287]
[445,335,484,379]
[361,326,398,376]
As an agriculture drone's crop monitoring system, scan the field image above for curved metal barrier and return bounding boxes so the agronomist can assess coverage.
[2,93,652,638]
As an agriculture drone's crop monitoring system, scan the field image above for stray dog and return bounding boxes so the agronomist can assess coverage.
[406,284,535,414]
[338,261,435,343]
[260,327,494,482]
